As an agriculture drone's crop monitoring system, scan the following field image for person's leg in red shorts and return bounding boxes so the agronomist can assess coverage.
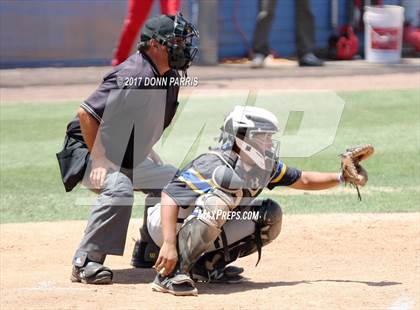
[159,0,180,15]
[112,0,154,66]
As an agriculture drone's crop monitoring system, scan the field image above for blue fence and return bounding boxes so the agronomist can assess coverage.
[217,0,346,58]
[0,0,399,68]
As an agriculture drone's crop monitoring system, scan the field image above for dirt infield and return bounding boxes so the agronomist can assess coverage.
[1,59,419,102]
[1,213,419,309]
[1,61,419,309]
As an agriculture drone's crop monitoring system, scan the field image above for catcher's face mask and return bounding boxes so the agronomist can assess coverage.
[235,132,280,171]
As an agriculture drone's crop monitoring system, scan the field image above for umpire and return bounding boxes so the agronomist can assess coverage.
[56,14,198,284]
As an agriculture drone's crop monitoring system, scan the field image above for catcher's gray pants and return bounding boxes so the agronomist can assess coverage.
[252,0,316,57]
[73,159,176,265]
[147,204,256,252]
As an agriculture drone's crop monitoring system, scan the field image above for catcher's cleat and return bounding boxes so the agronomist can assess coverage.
[71,261,113,285]
[191,264,245,284]
[223,265,244,277]
[151,274,198,296]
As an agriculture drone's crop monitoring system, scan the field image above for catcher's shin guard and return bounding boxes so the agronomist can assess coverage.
[252,198,283,240]
[199,198,283,268]
[131,194,161,268]
[177,216,221,274]
[251,198,283,265]
[176,191,233,274]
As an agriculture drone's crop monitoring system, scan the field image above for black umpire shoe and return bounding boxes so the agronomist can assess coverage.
[71,261,113,285]
[298,53,324,67]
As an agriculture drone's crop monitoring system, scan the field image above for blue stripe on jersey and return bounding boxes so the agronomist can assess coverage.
[270,162,287,183]
[179,169,213,193]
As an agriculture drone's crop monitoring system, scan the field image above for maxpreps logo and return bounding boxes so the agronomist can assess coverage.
[198,209,260,221]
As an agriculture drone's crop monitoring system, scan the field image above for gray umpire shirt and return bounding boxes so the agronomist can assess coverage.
[66,51,180,170]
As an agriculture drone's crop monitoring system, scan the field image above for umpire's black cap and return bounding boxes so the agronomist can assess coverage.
[140,15,175,43]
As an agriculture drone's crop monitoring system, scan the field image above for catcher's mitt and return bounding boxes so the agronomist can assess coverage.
[340,144,374,200]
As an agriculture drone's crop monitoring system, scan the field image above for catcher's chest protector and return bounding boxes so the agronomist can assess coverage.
[210,151,270,202]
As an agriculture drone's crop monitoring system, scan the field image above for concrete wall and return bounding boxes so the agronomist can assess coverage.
[0,1,129,67]
[0,0,400,68]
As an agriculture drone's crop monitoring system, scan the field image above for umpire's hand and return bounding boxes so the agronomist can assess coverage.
[90,157,117,188]
[154,241,178,276]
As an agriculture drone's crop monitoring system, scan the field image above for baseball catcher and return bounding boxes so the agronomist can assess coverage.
[138,105,373,296]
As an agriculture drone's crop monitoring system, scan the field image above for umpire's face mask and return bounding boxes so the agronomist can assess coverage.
[166,36,198,71]
[165,14,199,71]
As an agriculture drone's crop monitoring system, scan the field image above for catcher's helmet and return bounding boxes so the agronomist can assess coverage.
[220,106,280,171]
[138,13,199,72]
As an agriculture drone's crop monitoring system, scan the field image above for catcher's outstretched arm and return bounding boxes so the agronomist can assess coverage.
[289,171,342,190]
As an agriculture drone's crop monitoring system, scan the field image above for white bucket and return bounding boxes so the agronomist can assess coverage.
[364,5,405,63]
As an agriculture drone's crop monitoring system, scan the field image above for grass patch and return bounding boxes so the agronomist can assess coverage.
[0,90,419,223]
